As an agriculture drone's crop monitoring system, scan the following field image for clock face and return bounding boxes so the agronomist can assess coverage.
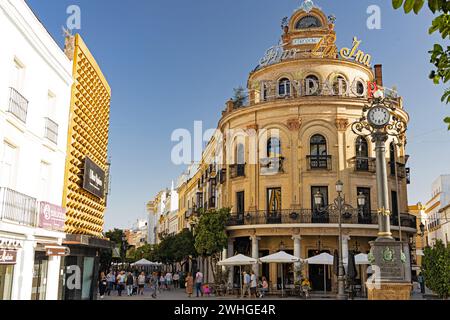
[368,106,390,128]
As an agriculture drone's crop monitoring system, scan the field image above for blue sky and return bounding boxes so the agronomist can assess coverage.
[26,0,449,230]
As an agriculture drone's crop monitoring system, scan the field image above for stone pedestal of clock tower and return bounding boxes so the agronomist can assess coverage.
[365,239,412,300]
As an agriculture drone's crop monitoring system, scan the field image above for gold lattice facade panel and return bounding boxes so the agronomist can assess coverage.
[62,34,111,238]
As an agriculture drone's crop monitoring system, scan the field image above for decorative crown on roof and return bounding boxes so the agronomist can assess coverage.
[298,0,321,13]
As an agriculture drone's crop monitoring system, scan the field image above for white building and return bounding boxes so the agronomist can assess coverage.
[424,175,450,246]
[0,0,72,300]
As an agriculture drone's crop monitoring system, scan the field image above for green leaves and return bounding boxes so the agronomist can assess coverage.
[414,0,426,13]
[404,0,416,13]
[445,116,450,129]
[393,0,426,13]
[422,240,450,299]
[393,0,404,9]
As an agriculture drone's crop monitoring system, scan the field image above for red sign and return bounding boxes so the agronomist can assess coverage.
[367,81,378,98]
[0,250,17,265]
[38,202,66,232]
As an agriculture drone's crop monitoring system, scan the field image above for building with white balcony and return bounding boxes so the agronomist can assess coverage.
[0,0,72,300]
[423,175,450,247]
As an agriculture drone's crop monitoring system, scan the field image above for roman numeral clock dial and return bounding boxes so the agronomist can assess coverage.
[367,106,391,128]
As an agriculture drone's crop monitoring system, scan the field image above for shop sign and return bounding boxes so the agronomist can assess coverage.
[39,202,66,231]
[292,37,321,45]
[82,157,105,199]
[45,246,70,257]
[257,36,372,68]
[0,249,17,265]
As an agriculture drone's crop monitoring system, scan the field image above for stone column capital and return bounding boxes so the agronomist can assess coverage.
[249,235,261,241]
[291,235,302,241]
[342,235,351,241]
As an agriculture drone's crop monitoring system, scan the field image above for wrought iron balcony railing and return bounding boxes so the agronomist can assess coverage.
[389,162,407,179]
[226,209,416,229]
[44,117,58,144]
[307,155,332,170]
[349,156,376,173]
[0,187,37,227]
[230,164,245,178]
[8,87,29,123]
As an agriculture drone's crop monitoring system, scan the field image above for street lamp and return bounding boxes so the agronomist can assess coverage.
[314,180,354,300]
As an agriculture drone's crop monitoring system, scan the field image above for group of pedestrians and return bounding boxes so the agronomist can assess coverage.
[99,270,185,299]
[99,270,148,298]
[184,270,204,298]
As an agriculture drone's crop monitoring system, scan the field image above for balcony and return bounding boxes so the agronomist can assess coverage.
[226,209,417,229]
[389,162,407,179]
[0,187,37,227]
[230,164,245,178]
[260,157,284,175]
[44,117,58,144]
[8,87,29,123]
[307,155,332,170]
[350,157,376,173]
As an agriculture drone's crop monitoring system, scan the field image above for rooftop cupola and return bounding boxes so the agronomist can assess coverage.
[281,0,337,57]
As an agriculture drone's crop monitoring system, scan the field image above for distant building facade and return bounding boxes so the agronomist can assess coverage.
[423,175,450,247]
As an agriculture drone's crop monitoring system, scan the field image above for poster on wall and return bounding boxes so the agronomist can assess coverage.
[82,157,105,199]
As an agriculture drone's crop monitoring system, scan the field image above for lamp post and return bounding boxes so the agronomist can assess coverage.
[314,180,357,300]
[121,234,127,268]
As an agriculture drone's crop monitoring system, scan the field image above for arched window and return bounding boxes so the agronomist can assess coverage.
[236,143,245,165]
[356,137,369,171]
[356,80,365,96]
[356,137,368,158]
[262,83,269,101]
[267,137,281,158]
[332,75,348,95]
[390,142,396,175]
[310,134,327,156]
[278,78,291,97]
[305,75,320,96]
[295,15,322,29]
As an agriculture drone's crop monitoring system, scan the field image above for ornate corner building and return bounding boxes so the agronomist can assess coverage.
[177,2,417,292]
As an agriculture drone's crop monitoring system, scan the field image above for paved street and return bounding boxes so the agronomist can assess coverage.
[100,287,428,301]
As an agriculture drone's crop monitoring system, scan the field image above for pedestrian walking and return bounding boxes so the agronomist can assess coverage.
[185,272,194,298]
[160,273,166,291]
[106,270,115,296]
[150,272,159,298]
[242,271,251,298]
[99,272,107,299]
[165,272,173,291]
[173,272,180,289]
[138,272,146,295]
[418,273,425,294]
[195,270,203,297]
[250,271,257,298]
[126,272,134,296]
[117,271,126,296]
